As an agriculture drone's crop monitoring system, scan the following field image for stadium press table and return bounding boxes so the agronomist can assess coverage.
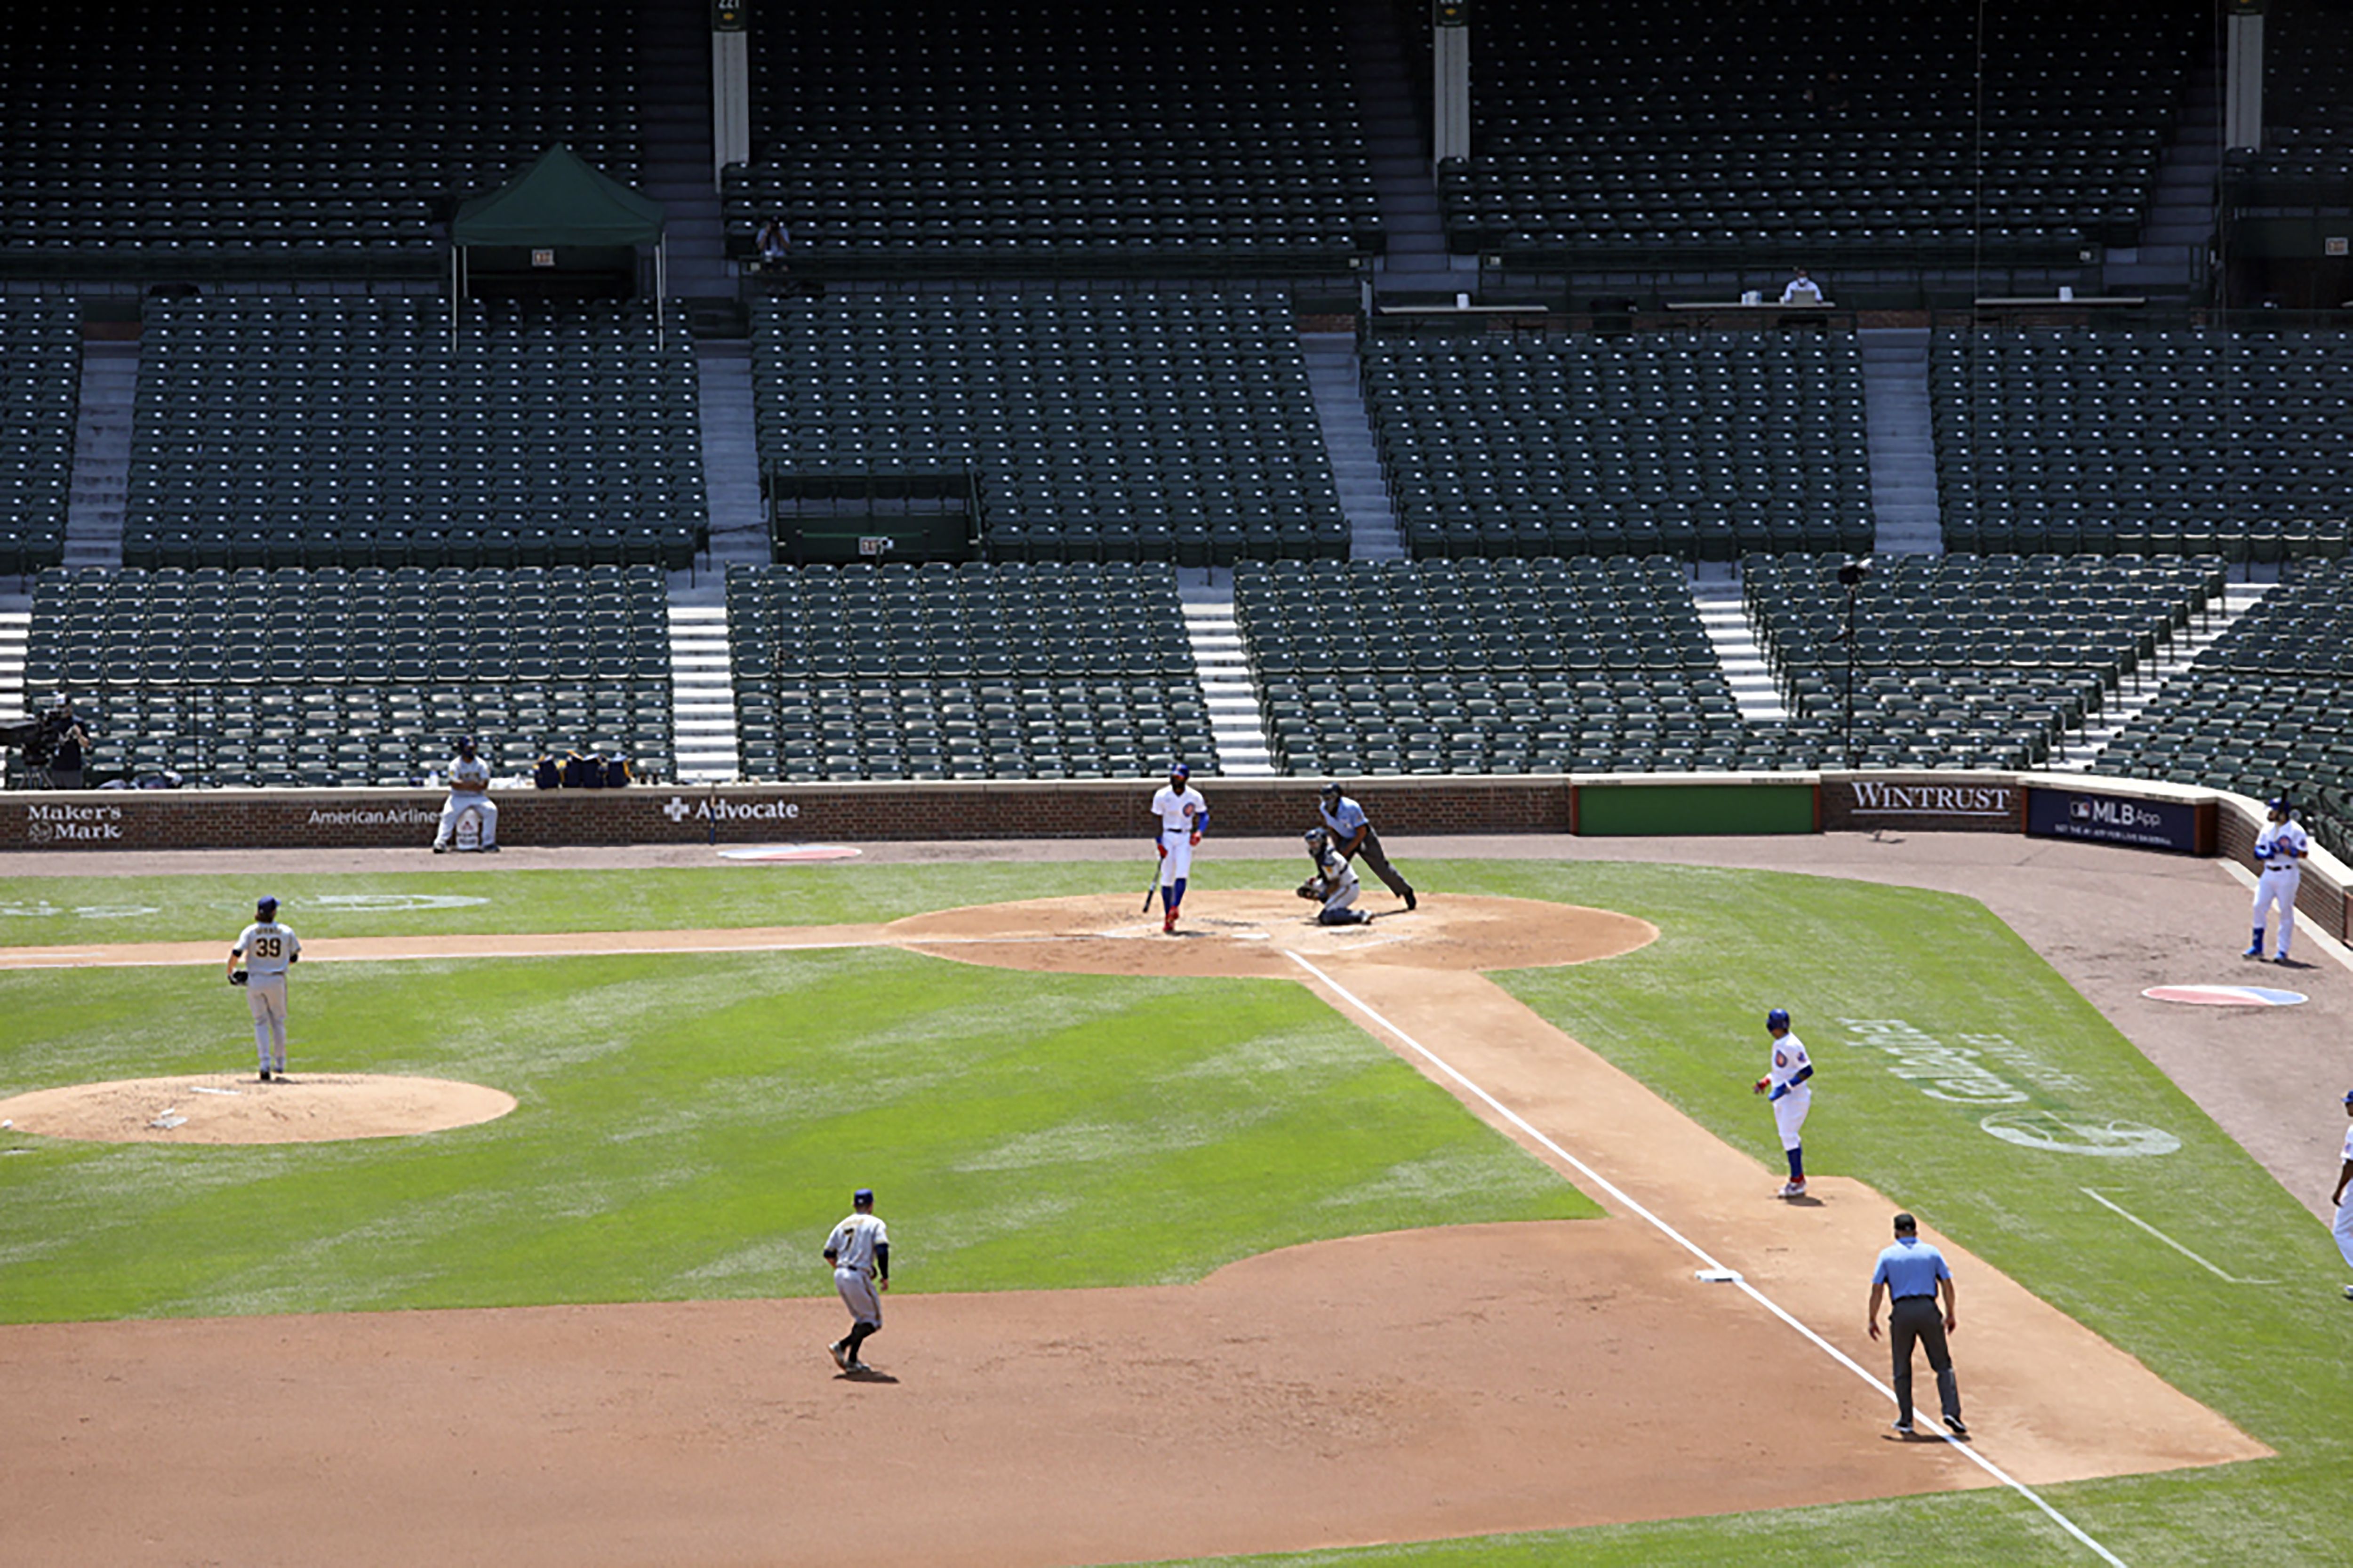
[1660,301,1848,332]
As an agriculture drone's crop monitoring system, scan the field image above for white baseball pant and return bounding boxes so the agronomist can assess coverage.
[1158,828,1196,887]
[2335,1192,2353,1273]
[2251,867,2298,955]
[247,976,289,1072]
[436,792,498,848]
[1773,1087,1811,1151]
[835,1265,882,1328]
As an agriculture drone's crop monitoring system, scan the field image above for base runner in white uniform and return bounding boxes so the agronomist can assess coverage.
[2330,1091,2353,1301]
[1149,762,1209,934]
[432,736,499,853]
[226,895,302,1081]
[824,1187,890,1373]
[1753,1006,1815,1199]
[2246,795,2308,964]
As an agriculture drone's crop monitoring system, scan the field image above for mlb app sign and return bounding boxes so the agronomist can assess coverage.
[2025,787,2201,853]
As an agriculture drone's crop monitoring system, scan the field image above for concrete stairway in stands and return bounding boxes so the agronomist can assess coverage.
[1859,328,1942,557]
[1692,584,1790,724]
[2059,584,2269,771]
[1182,586,1276,776]
[666,604,740,783]
[1341,0,1468,298]
[1302,331,1404,561]
[638,0,733,299]
[2106,45,2220,301]
[683,336,768,602]
[64,339,135,569]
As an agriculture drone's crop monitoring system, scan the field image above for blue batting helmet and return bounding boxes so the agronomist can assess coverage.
[1766,1007,1791,1031]
[1168,761,1190,781]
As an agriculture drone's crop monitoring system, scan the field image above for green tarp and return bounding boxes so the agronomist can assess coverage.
[452,144,664,247]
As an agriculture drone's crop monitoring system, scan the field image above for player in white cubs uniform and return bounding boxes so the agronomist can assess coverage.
[824,1188,890,1373]
[432,736,498,852]
[1753,1006,1815,1198]
[2329,1091,2353,1301]
[227,895,302,1081]
[2245,796,2308,963]
[1149,761,1209,934]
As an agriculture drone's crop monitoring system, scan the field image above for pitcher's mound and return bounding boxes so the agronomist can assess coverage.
[0,1074,517,1145]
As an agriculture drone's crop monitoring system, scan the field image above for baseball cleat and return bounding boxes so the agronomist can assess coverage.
[1403,889,1417,912]
[2342,1284,2353,1301]
[1163,910,1177,934]
[2242,944,2263,959]
[2274,954,2294,965]
[828,1340,849,1370]
[1777,1179,1808,1199]
[845,1360,872,1375]
[1891,1419,1914,1436]
[1942,1414,1969,1437]
[258,1069,272,1082]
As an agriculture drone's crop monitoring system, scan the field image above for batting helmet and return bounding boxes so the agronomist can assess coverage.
[1168,761,1190,781]
[1766,1007,1791,1031]
[256,896,279,920]
[2268,795,2293,818]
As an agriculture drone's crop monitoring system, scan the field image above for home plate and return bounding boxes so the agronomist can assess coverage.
[2142,984,2307,1007]
[718,844,862,863]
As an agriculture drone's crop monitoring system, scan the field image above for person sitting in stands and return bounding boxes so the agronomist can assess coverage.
[1781,267,1825,304]
[757,215,792,267]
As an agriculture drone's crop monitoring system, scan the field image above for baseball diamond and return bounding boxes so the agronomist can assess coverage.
[1,830,2346,1567]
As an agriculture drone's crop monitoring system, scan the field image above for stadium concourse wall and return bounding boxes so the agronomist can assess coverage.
[1,771,2341,939]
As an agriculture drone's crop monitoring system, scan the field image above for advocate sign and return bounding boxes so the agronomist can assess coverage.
[2025,785,2207,854]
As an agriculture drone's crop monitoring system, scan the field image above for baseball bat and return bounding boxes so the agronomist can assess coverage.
[1142,852,1162,913]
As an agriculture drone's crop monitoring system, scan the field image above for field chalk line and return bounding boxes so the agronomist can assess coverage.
[1287,950,2130,1568]
[2079,1188,2273,1286]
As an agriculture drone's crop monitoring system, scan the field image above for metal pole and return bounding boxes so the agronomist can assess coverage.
[1843,581,1856,771]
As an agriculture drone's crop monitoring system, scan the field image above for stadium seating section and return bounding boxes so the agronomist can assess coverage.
[2223,0,2353,203]
[22,565,674,785]
[1740,554,2222,770]
[726,562,1217,781]
[1932,328,2353,558]
[753,289,1345,565]
[726,0,1379,276]
[126,297,706,571]
[0,299,78,576]
[1437,0,2199,271]
[2099,559,2353,858]
[1237,558,1752,775]
[1362,333,1873,562]
[1,0,640,280]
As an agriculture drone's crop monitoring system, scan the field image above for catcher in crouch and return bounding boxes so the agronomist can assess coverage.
[1297,828,1377,927]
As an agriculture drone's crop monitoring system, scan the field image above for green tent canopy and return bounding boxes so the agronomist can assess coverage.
[448,144,669,341]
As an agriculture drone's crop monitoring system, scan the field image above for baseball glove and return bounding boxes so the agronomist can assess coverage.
[1297,880,1328,901]
[229,970,249,987]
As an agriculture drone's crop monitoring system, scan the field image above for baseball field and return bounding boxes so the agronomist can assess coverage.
[3,835,2350,1566]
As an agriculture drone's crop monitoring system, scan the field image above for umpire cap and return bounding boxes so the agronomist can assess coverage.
[1319,780,1343,797]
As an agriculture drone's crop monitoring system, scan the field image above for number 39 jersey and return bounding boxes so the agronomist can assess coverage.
[232,920,303,977]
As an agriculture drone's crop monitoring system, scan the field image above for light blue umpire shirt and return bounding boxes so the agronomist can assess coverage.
[1320,795,1370,837]
[1871,1234,1951,1299]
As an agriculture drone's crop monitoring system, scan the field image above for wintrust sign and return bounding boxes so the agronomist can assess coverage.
[1823,776,2020,833]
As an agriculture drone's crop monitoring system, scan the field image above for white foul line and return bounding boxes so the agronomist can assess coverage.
[2079,1189,2273,1285]
[1285,950,2130,1568]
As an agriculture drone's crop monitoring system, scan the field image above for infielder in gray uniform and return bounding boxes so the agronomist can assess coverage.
[1318,782,1415,910]
[226,895,302,1081]
[824,1187,890,1374]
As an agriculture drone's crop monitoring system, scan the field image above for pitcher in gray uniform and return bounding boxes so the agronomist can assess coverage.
[227,895,303,1081]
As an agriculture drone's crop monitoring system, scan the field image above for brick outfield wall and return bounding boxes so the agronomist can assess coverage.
[5,772,2340,938]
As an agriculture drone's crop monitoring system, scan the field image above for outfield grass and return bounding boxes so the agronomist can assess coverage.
[5,856,2350,1563]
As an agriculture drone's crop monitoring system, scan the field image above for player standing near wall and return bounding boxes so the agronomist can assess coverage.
[2246,796,2308,964]
[226,895,302,1082]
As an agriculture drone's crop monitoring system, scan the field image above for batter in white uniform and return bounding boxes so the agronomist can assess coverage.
[226,895,302,1081]
[1753,1006,1814,1199]
[824,1187,890,1373]
[1149,762,1209,934]
[2329,1090,2353,1301]
[432,736,498,852]
[2246,796,2308,963]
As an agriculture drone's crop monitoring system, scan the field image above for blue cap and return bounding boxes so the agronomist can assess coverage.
[2342,1090,2353,1105]
[1766,1007,1791,1031]
[1169,761,1190,780]
[853,1188,874,1205]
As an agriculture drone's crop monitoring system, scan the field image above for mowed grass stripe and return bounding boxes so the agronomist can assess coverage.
[0,944,1597,1322]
